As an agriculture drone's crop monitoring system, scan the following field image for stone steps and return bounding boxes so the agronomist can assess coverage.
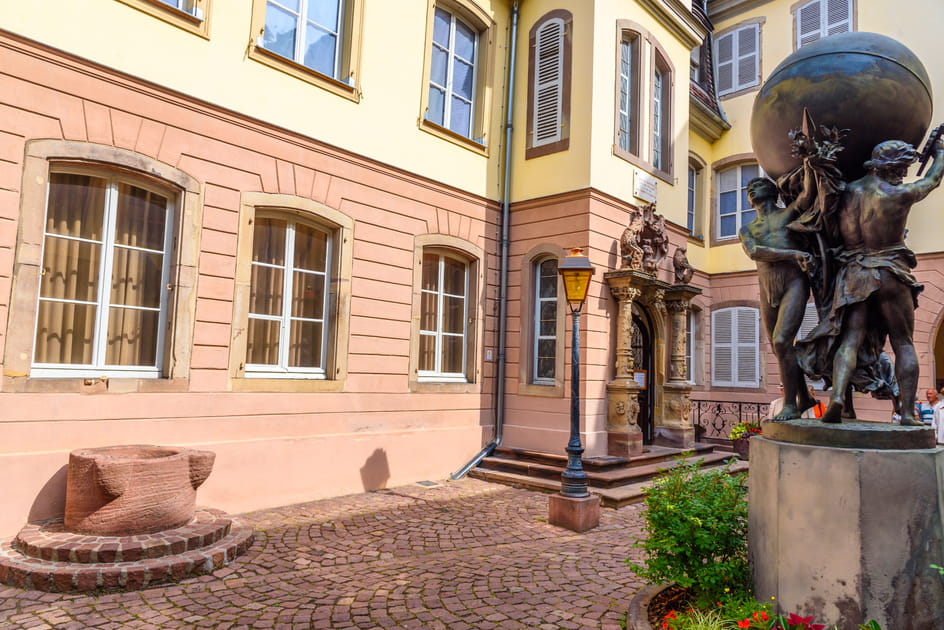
[469,445,747,508]
[0,509,253,593]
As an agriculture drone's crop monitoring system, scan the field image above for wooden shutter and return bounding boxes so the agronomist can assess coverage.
[716,25,758,96]
[712,308,733,385]
[533,18,564,147]
[825,0,852,37]
[797,0,823,47]
[715,31,734,95]
[735,308,759,387]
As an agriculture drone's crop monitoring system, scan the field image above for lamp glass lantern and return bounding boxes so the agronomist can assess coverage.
[558,248,594,311]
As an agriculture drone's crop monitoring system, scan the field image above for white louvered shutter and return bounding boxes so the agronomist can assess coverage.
[797,302,819,341]
[715,31,734,95]
[712,308,733,385]
[533,18,565,147]
[797,0,851,48]
[735,308,759,387]
[715,25,758,96]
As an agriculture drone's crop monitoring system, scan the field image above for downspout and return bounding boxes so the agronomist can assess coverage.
[452,0,519,479]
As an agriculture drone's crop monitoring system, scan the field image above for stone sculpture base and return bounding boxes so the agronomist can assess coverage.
[749,431,944,629]
[548,493,600,533]
[0,508,253,592]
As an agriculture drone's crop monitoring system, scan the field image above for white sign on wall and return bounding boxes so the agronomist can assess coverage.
[633,169,658,203]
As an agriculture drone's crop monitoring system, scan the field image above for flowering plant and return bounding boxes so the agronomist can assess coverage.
[729,421,762,440]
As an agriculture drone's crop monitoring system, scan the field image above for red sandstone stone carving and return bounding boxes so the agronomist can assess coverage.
[64,445,215,536]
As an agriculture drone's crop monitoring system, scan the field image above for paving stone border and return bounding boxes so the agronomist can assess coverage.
[0,509,253,593]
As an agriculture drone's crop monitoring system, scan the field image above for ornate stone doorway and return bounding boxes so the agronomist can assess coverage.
[632,311,654,444]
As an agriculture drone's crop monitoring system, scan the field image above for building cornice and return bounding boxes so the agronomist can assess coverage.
[689,93,731,142]
[708,0,775,25]
[637,0,707,49]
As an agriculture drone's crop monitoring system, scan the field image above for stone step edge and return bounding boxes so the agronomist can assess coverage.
[0,518,254,593]
[12,508,233,563]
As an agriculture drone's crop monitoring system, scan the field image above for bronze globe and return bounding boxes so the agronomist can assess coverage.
[750,32,932,181]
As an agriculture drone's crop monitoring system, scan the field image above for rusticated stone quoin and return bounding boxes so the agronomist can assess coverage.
[65,445,215,536]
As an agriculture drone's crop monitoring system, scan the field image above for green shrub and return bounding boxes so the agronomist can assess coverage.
[628,456,750,608]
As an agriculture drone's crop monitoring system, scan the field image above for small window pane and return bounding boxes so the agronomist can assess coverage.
[46,173,106,240]
[536,357,555,380]
[442,258,465,295]
[430,46,448,86]
[307,0,340,28]
[105,308,159,366]
[450,97,472,136]
[454,19,476,60]
[114,184,167,251]
[110,248,164,309]
[253,218,287,265]
[420,290,438,332]
[289,320,323,368]
[719,168,737,191]
[453,59,474,100]
[264,3,299,60]
[419,334,435,371]
[740,164,759,185]
[443,296,464,334]
[433,9,451,47]
[247,318,281,365]
[250,265,284,316]
[719,191,738,213]
[422,254,439,291]
[34,301,96,365]
[427,87,445,126]
[40,238,101,303]
[292,271,325,319]
[293,224,327,272]
[304,27,337,75]
[442,335,463,373]
[720,214,736,237]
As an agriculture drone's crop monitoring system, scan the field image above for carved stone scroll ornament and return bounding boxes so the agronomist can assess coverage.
[673,245,695,284]
[619,203,670,274]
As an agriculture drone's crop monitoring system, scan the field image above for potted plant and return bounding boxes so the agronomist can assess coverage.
[729,421,762,460]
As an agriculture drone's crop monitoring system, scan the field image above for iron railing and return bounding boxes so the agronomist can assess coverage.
[691,400,770,439]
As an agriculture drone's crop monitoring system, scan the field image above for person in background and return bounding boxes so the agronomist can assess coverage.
[807,385,826,419]
[928,388,944,444]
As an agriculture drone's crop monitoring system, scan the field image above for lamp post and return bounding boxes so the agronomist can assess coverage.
[557,247,595,499]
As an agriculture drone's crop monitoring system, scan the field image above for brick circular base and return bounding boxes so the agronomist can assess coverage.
[0,508,253,593]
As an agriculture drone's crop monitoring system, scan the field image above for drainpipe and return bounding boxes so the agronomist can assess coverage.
[452,0,519,480]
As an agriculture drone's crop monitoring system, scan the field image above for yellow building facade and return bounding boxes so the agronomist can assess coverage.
[0,0,940,535]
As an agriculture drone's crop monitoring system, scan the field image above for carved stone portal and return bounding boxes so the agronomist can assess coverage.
[605,267,701,453]
[619,203,669,274]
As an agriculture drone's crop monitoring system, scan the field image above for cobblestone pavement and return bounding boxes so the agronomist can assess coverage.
[0,479,649,629]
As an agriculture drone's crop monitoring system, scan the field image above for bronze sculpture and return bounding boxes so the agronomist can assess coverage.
[740,166,818,421]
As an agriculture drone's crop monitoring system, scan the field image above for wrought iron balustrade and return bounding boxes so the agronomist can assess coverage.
[691,399,770,440]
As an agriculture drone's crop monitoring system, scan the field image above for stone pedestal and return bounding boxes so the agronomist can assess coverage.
[548,493,601,533]
[654,382,695,448]
[750,430,944,629]
[607,378,644,457]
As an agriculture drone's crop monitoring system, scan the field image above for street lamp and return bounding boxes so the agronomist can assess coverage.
[558,247,595,498]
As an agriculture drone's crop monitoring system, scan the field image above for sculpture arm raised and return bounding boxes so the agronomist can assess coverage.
[902,139,944,204]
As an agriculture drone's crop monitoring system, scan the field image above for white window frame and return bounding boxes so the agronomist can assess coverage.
[687,164,698,235]
[652,67,665,170]
[427,7,479,139]
[711,306,759,388]
[717,163,761,240]
[686,309,695,385]
[157,0,203,19]
[32,168,174,379]
[796,0,852,49]
[418,252,470,383]
[261,0,346,80]
[532,257,558,385]
[245,217,332,379]
[617,37,636,154]
[715,23,759,96]
[533,16,565,147]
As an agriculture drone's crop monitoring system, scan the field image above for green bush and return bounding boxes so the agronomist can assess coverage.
[628,456,750,608]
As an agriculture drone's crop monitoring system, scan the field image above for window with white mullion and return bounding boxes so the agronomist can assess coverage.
[717,163,760,239]
[711,307,759,387]
[618,39,634,153]
[652,69,664,170]
[157,0,202,18]
[246,219,331,377]
[687,166,697,234]
[33,171,172,378]
[428,8,478,138]
[419,253,469,381]
[532,258,558,384]
[715,25,759,95]
[263,0,344,78]
[797,0,851,48]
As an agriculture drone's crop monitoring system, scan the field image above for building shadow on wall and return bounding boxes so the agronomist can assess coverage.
[28,464,67,523]
[360,448,390,491]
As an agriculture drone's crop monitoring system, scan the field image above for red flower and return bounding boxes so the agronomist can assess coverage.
[663,611,677,620]
[737,619,751,629]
